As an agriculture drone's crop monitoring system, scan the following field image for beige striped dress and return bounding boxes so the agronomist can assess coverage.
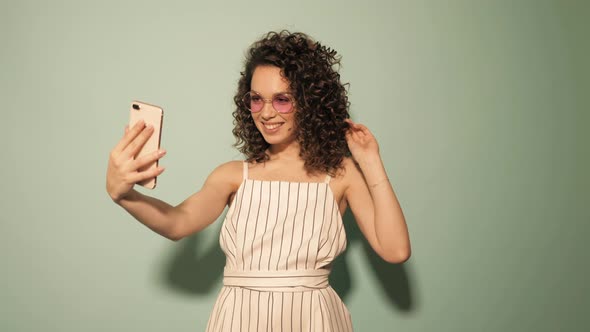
[205,162,353,331]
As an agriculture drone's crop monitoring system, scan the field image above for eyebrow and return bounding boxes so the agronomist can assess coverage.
[250,90,292,97]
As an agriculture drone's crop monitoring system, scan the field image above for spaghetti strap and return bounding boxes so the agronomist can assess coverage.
[324,174,331,183]
[242,161,248,180]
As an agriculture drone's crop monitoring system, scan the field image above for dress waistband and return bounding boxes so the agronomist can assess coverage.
[223,268,331,292]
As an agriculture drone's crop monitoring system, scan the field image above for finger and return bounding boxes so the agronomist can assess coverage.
[346,124,361,135]
[132,149,167,171]
[128,165,166,184]
[121,125,130,140]
[351,124,367,136]
[121,125,155,160]
[345,130,354,143]
[345,126,359,139]
[349,124,363,138]
[346,130,360,144]
[352,130,364,142]
[113,120,146,155]
[345,119,360,129]
[356,123,371,134]
[362,128,376,141]
[351,122,366,131]
[353,123,374,140]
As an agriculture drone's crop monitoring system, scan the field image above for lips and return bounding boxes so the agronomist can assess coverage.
[262,122,284,133]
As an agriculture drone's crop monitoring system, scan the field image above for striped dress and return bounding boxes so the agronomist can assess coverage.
[205,162,353,331]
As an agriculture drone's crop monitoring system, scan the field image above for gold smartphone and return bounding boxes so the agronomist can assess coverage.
[129,100,164,189]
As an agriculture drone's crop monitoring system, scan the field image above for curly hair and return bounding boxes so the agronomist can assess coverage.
[232,30,351,176]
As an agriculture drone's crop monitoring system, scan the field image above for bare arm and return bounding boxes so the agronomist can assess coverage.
[106,121,238,241]
[344,120,411,263]
[115,163,237,241]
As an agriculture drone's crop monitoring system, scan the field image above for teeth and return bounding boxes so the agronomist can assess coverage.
[264,123,282,129]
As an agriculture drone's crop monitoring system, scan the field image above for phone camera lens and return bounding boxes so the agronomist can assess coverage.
[132,104,140,110]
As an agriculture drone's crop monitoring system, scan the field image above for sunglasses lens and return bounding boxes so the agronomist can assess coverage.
[244,92,263,112]
[273,94,293,113]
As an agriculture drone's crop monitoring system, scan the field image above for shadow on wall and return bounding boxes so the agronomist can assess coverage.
[160,223,226,294]
[160,210,415,312]
[331,209,414,311]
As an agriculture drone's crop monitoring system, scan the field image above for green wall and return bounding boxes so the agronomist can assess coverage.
[2,0,588,331]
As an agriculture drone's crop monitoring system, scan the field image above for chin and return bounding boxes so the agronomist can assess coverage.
[261,133,297,146]
[262,136,294,146]
[257,126,296,146]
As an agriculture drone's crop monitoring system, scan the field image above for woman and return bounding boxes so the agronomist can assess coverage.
[106,31,410,331]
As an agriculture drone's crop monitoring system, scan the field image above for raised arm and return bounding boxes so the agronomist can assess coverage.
[343,119,411,263]
[106,121,239,241]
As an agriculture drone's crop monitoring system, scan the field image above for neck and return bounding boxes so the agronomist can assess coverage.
[268,141,302,161]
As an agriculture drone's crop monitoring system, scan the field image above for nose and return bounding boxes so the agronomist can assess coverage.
[259,99,276,119]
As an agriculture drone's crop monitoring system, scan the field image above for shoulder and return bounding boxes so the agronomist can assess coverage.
[328,157,362,202]
[339,157,362,180]
[205,160,244,191]
[338,157,365,193]
[211,160,244,175]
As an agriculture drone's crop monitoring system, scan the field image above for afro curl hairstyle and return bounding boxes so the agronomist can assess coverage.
[232,31,351,176]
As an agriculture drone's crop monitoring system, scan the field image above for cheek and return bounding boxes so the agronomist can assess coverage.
[285,118,298,133]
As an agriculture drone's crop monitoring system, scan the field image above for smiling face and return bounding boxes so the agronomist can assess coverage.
[250,65,298,148]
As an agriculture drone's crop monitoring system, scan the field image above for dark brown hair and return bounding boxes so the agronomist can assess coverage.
[232,31,351,176]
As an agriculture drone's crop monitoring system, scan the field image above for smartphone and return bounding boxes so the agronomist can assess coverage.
[129,100,164,189]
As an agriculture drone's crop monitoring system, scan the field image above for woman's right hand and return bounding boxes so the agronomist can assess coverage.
[106,120,166,203]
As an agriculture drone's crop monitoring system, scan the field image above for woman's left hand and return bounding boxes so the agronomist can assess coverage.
[345,119,380,163]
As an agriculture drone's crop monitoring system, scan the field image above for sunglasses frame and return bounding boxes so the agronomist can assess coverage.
[242,91,295,114]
